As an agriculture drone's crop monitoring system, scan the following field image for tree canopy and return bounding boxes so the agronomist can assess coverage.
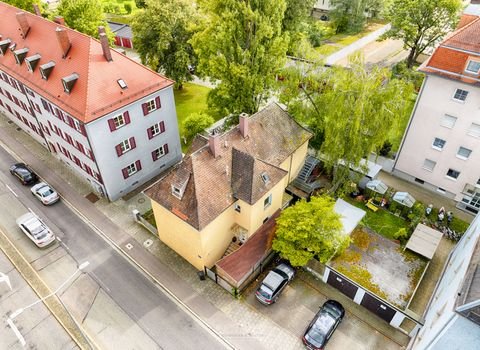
[191,0,288,116]
[279,54,414,193]
[131,0,195,89]
[182,112,214,141]
[4,0,39,13]
[385,0,462,68]
[272,196,348,267]
[57,0,110,39]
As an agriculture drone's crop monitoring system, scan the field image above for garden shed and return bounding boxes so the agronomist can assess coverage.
[405,224,443,260]
[334,199,366,236]
[393,192,416,208]
[366,179,388,195]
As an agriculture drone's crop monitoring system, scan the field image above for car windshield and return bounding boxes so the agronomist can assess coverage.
[16,167,31,175]
[26,219,48,239]
[307,312,335,346]
[258,285,273,299]
[39,186,54,197]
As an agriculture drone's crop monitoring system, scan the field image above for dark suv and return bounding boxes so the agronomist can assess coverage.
[303,300,344,350]
[255,263,295,305]
[10,163,38,185]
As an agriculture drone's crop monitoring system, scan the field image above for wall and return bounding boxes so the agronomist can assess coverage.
[394,75,480,202]
[280,140,309,185]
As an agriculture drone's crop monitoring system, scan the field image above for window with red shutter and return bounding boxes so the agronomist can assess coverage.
[115,144,123,157]
[77,142,85,154]
[108,118,116,131]
[135,160,142,171]
[160,121,165,133]
[80,123,87,136]
[124,111,131,124]
[129,137,136,149]
[155,96,161,109]
[122,168,129,179]
[142,103,148,116]
[151,150,158,161]
[147,127,153,139]
[164,143,169,154]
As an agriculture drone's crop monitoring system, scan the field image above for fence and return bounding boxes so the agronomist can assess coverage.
[132,209,158,235]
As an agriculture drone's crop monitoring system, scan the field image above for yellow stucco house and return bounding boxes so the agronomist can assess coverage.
[144,103,312,270]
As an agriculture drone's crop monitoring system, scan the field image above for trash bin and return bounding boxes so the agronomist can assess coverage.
[197,270,206,281]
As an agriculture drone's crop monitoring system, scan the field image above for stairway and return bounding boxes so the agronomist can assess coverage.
[296,156,319,182]
[222,240,242,258]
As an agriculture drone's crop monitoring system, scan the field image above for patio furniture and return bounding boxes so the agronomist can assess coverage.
[366,198,379,212]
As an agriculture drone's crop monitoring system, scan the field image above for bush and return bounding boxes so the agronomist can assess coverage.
[124,3,132,14]
[306,20,334,47]
[392,62,425,91]
[183,112,215,141]
[379,140,392,157]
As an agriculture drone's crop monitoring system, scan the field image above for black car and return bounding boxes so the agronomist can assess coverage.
[255,263,295,305]
[303,300,345,350]
[10,163,38,185]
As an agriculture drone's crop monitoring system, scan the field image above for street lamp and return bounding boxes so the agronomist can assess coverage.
[6,261,89,347]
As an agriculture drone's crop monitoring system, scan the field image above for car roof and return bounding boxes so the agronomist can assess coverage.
[313,311,336,333]
[263,270,285,290]
[274,263,294,277]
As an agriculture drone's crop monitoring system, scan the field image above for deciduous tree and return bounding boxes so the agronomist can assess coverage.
[183,112,214,141]
[272,196,348,267]
[385,0,462,68]
[4,0,38,13]
[131,0,195,89]
[57,0,110,39]
[191,0,288,116]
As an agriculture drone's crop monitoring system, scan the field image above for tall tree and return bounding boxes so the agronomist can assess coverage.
[272,196,348,267]
[131,0,195,88]
[4,0,38,13]
[191,0,288,116]
[330,0,369,33]
[279,54,414,193]
[57,0,109,39]
[385,0,462,68]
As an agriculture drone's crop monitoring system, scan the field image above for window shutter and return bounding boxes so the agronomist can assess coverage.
[164,143,169,154]
[160,121,165,133]
[142,103,148,116]
[124,111,131,124]
[115,144,123,157]
[67,116,74,127]
[108,118,116,131]
[135,160,142,171]
[122,168,129,179]
[147,127,153,139]
[151,150,158,161]
[129,137,136,149]
[77,142,85,154]
[80,123,87,136]
[41,98,48,111]
[155,96,161,109]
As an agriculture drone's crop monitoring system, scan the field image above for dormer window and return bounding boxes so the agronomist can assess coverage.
[9,42,16,52]
[13,47,29,65]
[61,73,79,94]
[261,172,270,184]
[465,60,480,74]
[39,61,55,80]
[25,54,41,72]
[0,39,11,55]
[171,176,190,200]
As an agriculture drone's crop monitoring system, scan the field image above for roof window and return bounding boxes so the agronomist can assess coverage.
[25,54,41,72]
[13,47,29,65]
[117,79,127,89]
[9,42,16,52]
[261,172,270,184]
[39,61,55,80]
[465,60,480,75]
[0,39,11,55]
[61,73,79,94]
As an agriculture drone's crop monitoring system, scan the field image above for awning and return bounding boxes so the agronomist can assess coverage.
[405,224,443,259]
[334,199,366,236]
[339,159,382,179]
[393,192,415,208]
[366,179,388,195]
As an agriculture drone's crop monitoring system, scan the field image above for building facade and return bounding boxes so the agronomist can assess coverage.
[0,3,182,200]
[393,15,480,215]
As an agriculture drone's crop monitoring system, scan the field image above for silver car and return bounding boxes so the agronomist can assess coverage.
[16,212,55,247]
[255,263,295,305]
[31,182,59,205]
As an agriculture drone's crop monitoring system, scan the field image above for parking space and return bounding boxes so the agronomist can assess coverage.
[244,267,406,350]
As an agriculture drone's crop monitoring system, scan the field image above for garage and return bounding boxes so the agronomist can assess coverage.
[360,293,396,323]
[327,270,358,299]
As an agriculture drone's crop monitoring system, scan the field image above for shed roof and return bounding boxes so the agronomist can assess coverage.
[334,198,366,236]
[405,224,443,260]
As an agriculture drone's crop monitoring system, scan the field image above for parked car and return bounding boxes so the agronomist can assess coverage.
[31,182,59,205]
[303,300,345,350]
[9,163,38,185]
[16,212,55,248]
[255,263,295,305]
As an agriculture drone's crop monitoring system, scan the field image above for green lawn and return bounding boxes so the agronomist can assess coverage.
[344,197,410,240]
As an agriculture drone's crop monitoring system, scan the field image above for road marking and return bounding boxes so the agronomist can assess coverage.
[5,184,18,197]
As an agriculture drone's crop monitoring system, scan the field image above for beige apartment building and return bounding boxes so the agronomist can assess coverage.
[393,14,480,215]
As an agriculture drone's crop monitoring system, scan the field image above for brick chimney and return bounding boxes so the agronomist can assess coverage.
[33,4,41,16]
[56,27,71,58]
[209,134,220,158]
[99,33,112,62]
[98,26,106,35]
[54,16,65,26]
[16,12,30,39]
[239,113,249,138]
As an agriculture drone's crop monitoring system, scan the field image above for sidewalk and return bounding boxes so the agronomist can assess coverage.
[0,115,301,349]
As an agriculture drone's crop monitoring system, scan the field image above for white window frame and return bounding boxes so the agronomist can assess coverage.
[113,114,125,129]
[146,99,156,113]
[126,162,137,176]
[154,145,165,159]
[453,88,468,102]
[234,203,241,213]
[446,168,460,180]
[422,159,436,172]
[465,60,480,74]
[432,137,446,151]
[73,119,82,132]
[468,123,480,138]
[120,139,131,153]
[150,123,161,137]
[457,146,472,160]
[264,194,272,209]
[440,114,457,129]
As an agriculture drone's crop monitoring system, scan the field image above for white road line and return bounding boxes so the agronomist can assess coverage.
[5,184,18,197]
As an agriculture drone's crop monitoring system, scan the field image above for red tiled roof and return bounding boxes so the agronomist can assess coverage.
[457,14,478,29]
[0,2,173,123]
[215,210,280,287]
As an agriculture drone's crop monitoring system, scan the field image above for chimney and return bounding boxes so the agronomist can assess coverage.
[56,27,71,58]
[33,4,41,16]
[209,134,220,158]
[99,33,112,62]
[239,113,249,138]
[54,16,65,26]
[98,26,106,35]
[16,12,30,39]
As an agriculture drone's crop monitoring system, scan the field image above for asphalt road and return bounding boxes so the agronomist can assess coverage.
[0,145,226,350]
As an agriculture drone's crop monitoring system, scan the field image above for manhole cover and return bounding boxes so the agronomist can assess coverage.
[85,192,99,203]
[138,197,145,204]
[143,239,153,248]
[125,243,133,250]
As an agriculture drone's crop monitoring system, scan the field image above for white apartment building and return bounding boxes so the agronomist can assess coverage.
[0,3,182,200]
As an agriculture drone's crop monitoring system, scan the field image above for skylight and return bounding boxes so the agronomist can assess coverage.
[261,172,270,184]
[117,79,127,89]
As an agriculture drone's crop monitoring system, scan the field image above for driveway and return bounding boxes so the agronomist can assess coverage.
[244,269,406,350]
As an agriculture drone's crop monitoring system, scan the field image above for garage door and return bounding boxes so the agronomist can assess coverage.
[360,293,396,323]
[327,270,358,299]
